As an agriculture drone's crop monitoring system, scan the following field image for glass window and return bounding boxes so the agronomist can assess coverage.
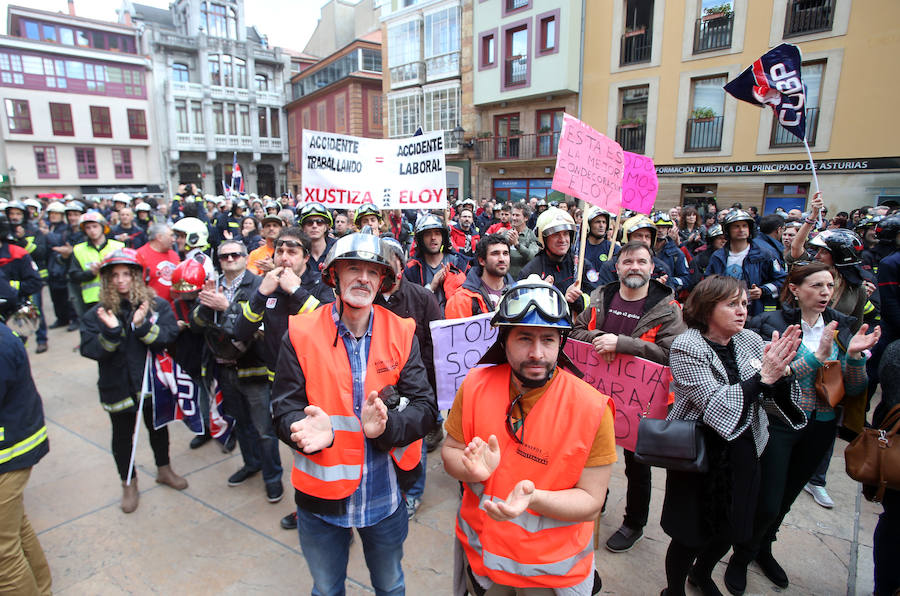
[539,15,556,51]
[106,67,123,84]
[5,99,32,133]
[270,108,279,138]
[113,148,133,178]
[234,57,246,88]
[222,54,232,87]
[213,102,225,134]
[50,103,74,136]
[239,105,249,135]
[336,95,346,132]
[66,60,85,79]
[24,21,40,40]
[42,24,57,42]
[127,109,147,139]
[34,146,58,178]
[481,34,495,67]
[227,104,237,135]
[361,49,382,72]
[387,93,421,138]
[387,20,421,67]
[690,75,726,115]
[76,30,90,46]
[172,63,189,82]
[255,73,268,91]
[175,100,188,133]
[60,28,75,45]
[90,106,112,137]
[75,147,97,178]
[425,7,460,59]
[423,85,460,147]
[208,55,220,85]
[316,103,326,128]
[258,107,268,137]
[22,55,43,75]
[192,101,204,133]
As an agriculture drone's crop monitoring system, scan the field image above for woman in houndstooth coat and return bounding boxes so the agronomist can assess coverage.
[659,275,805,596]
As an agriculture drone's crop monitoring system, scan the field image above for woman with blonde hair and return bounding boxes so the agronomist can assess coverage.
[80,248,185,513]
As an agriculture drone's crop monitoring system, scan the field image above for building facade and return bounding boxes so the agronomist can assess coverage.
[470,0,582,203]
[122,0,290,198]
[581,0,900,215]
[380,0,473,202]
[0,5,160,201]
[285,35,384,196]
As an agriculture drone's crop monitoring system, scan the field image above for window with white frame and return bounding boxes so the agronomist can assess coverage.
[388,20,421,67]
[423,85,460,149]
[424,7,460,78]
[387,92,421,138]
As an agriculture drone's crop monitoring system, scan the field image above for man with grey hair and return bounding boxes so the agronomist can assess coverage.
[136,222,180,307]
[571,240,686,554]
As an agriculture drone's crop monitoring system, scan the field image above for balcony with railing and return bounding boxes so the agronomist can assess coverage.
[474,133,559,162]
[425,51,460,82]
[504,56,528,87]
[693,13,734,53]
[174,133,207,150]
[258,138,283,152]
[616,123,647,154]
[255,90,283,105]
[390,62,425,88]
[169,80,204,99]
[685,116,724,152]
[155,32,198,49]
[620,28,652,66]
[770,107,819,147]
[506,0,528,10]
[784,0,834,37]
[252,46,281,63]
[210,86,250,101]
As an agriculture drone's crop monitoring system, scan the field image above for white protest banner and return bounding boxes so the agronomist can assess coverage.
[301,129,447,210]
[430,312,498,410]
[551,113,625,212]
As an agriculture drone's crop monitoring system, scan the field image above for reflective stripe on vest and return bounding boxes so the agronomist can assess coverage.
[103,396,135,412]
[73,240,124,303]
[457,513,593,578]
[0,425,48,465]
[457,365,609,588]
[287,306,418,499]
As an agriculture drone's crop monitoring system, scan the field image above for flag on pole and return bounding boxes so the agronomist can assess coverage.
[724,43,806,141]
[150,351,205,434]
[231,151,244,194]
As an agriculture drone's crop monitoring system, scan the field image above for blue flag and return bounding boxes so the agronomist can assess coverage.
[151,351,204,434]
[724,43,806,142]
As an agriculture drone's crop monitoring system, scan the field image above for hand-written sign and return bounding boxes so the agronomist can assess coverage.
[301,129,447,210]
[621,152,659,215]
[563,340,670,452]
[430,313,498,410]
[552,114,624,212]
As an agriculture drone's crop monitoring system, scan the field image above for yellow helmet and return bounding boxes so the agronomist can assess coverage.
[535,207,576,248]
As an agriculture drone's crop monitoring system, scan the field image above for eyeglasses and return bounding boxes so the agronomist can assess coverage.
[275,239,303,249]
[218,252,245,261]
[304,218,328,227]
[497,284,568,324]
[505,393,525,444]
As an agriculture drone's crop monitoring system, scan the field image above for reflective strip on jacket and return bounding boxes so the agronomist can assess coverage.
[72,240,124,303]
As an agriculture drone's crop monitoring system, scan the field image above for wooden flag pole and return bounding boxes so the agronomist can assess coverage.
[574,203,590,289]
[607,208,623,261]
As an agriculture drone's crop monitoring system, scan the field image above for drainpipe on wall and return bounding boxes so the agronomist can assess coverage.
[576,0,585,120]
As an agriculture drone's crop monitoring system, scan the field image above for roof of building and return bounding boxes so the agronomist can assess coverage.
[7,3,138,31]
[131,3,174,28]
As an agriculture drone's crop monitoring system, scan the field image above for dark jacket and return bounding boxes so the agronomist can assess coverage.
[80,296,178,411]
[0,322,49,473]
[443,264,513,319]
[0,242,42,301]
[191,271,268,381]
[754,233,786,268]
[45,221,74,288]
[375,277,442,392]
[571,279,686,364]
[706,242,786,317]
[270,304,437,514]
[403,251,468,308]
[233,265,336,371]
[594,250,672,290]
[517,250,590,314]
[877,250,900,342]
[111,224,147,249]
[656,238,694,292]
[749,302,856,350]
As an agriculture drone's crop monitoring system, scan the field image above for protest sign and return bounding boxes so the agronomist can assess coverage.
[621,151,658,215]
[430,313,498,410]
[301,129,447,210]
[563,339,670,452]
[552,114,624,212]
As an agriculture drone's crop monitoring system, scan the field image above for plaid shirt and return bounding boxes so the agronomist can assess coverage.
[314,304,400,529]
[669,328,806,456]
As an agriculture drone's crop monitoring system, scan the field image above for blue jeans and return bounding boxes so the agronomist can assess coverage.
[405,442,427,500]
[296,504,408,596]
[219,370,282,484]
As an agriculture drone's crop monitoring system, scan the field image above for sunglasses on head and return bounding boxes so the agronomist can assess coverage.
[218,252,245,261]
[305,218,328,227]
[275,239,303,249]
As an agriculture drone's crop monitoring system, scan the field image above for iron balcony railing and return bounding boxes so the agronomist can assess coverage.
[616,123,647,154]
[784,0,835,37]
[504,56,528,87]
[770,107,819,147]
[685,116,724,152]
[474,133,560,162]
[693,13,734,53]
[620,28,652,66]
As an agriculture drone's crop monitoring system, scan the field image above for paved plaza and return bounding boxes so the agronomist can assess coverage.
[24,319,881,595]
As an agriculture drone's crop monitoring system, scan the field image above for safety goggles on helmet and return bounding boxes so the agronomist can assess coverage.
[494,282,570,328]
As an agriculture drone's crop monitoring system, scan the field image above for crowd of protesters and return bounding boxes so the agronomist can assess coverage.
[1,185,899,596]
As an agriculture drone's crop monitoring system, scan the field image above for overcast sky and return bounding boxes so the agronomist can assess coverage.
[0,0,348,54]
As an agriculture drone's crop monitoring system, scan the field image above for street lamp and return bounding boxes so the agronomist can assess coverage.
[452,125,474,149]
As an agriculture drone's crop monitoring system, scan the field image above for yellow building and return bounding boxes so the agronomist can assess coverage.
[581,0,900,215]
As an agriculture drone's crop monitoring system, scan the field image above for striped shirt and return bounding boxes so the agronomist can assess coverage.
[315,304,400,528]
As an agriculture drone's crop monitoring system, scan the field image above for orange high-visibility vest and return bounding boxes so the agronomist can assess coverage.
[287,304,422,500]
[457,365,613,589]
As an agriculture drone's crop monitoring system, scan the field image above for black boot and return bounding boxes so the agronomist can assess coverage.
[723,553,749,596]
[755,544,789,588]
[688,566,724,596]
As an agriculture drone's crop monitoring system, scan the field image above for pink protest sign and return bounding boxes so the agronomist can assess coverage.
[552,114,624,212]
[621,151,659,215]
[563,340,670,452]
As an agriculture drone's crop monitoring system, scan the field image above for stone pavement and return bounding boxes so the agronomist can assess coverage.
[23,323,881,595]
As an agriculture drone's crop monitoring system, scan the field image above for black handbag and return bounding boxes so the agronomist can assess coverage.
[634,418,708,473]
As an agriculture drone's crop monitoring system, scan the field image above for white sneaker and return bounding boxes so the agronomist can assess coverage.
[804,482,834,508]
